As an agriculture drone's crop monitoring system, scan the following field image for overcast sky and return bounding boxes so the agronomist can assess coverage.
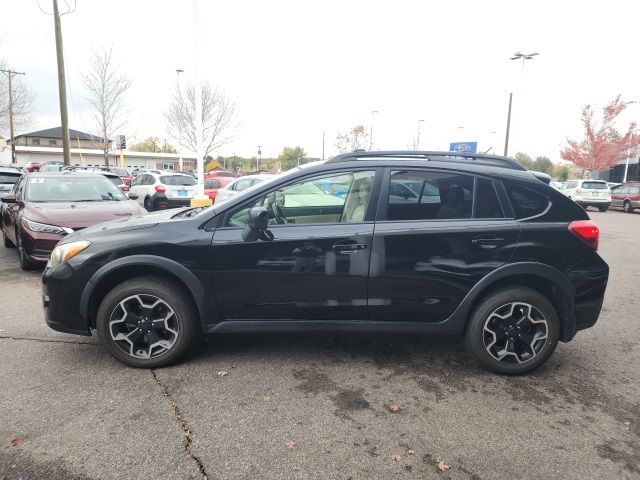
[1,0,639,161]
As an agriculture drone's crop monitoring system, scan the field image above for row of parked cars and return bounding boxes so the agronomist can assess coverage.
[0,164,275,270]
[554,179,640,213]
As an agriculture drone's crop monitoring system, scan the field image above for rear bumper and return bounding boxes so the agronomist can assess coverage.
[576,199,610,206]
[151,193,192,210]
[566,252,609,336]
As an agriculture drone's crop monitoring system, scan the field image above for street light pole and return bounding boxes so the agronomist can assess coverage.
[369,110,379,150]
[505,51,539,157]
[257,145,262,171]
[416,119,425,149]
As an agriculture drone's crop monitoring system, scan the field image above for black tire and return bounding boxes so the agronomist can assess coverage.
[144,196,153,211]
[96,275,199,368]
[623,200,633,213]
[463,287,560,375]
[3,227,14,248]
[16,230,38,271]
[598,205,608,212]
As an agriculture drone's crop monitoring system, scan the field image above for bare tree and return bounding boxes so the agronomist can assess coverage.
[406,134,420,150]
[0,59,35,133]
[82,47,131,166]
[164,82,236,160]
[335,125,369,153]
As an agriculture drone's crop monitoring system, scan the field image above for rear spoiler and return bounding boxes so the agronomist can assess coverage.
[530,171,551,184]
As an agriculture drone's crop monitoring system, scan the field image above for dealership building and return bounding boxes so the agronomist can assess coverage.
[2,127,196,171]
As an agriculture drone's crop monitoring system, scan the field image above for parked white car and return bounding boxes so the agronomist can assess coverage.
[215,174,276,203]
[560,179,611,211]
[129,171,197,211]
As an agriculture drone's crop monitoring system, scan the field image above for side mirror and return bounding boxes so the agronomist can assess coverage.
[242,206,273,242]
[128,192,139,200]
[1,193,17,204]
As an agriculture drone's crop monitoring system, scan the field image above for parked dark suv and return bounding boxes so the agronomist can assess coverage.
[42,151,609,374]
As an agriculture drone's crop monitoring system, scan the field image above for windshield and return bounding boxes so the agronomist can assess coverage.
[160,175,197,186]
[0,174,21,184]
[106,176,123,187]
[25,176,128,202]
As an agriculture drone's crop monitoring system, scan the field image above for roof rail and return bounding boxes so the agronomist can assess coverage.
[326,150,526,171]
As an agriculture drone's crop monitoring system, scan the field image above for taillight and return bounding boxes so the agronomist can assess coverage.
[568,220,599,250]
[155,185,166,193]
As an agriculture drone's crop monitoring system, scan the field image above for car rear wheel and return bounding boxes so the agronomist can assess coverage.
[96,276,199,368]
[623,200,633,213]
[464,287,560,375]
[144,196,153,211]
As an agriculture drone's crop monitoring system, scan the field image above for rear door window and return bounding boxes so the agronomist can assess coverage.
[506,185,549,219]
[386,171,474,220]
[474,178,505,218]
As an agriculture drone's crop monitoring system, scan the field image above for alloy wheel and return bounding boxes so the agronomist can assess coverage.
[483,302,549,364]
[109,294,179,359]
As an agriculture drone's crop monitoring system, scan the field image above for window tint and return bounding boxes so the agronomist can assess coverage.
[474,178,504,218]
[630,186,640,194]
[225,171,376,227]
[565,181,578,189]
[143,175,155,185]
[205,179,222,189]
[387,171,473,220]
[506,185,549,219]
[0,173,21,184]
[582,181,607,190]
[160,175,197,186]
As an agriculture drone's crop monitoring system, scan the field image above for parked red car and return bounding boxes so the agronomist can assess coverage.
[24,161,45,172]
[1,172,145,270]
[204,177,233,202]
[610,182,640,213]
[109,167,133,186]
[204,169,236,180]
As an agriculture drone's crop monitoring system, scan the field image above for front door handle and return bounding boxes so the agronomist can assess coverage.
[471,236,505,249]
[332,243,367,255]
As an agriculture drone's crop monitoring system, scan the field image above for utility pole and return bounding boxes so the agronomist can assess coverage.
[0,69,24,164]
[416,119,425,150]
[369,110,379,150]
[52,0,71,165]
[504,92,513,156]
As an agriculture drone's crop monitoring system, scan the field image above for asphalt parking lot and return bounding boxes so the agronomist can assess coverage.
[1,210,639,480]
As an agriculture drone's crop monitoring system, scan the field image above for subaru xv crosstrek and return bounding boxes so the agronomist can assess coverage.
[42,151,609,374]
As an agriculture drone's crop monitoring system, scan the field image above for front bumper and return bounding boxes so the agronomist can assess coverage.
[42,263,92,336]
[21,228,63,264]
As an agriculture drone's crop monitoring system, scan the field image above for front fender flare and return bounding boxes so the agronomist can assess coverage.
[79,255,208,327]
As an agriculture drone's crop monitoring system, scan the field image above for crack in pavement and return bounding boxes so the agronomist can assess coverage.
[0,335,96,345]
[151,369,210,480]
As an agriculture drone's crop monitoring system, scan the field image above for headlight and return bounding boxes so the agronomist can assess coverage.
[49,240,91,268]
[22,218,73,235]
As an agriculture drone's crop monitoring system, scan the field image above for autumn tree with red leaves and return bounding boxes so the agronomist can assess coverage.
[560,95,639,173]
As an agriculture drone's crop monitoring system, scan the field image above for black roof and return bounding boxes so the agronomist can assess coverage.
[327,150,525,171]
[15,127,106,143]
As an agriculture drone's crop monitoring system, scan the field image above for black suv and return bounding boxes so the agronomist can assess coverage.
[42,151,609,374]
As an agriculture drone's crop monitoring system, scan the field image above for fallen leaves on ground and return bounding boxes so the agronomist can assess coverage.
[407,448,415,455]
[216,371,230,377]
[262,395,272,401]
[387,404,401,412]
[285,440,296,449]
[437,461,450,472]
[10,438,23,447]
[624,421,631,426]
[391,454,401,462]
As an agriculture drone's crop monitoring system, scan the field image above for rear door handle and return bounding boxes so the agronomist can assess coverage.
[471,237,505,249]
[332,243,367,255]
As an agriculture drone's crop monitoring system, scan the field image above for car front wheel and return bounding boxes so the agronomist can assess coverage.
[144,196,154,211]
[623,200,633,213]
[464,287,560,375]
[96,276,199,368]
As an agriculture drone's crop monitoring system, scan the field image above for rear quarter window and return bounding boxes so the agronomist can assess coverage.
[506,185,549,219]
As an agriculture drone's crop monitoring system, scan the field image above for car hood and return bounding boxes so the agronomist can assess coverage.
[64,208,186,240]
[24,201,146,229]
